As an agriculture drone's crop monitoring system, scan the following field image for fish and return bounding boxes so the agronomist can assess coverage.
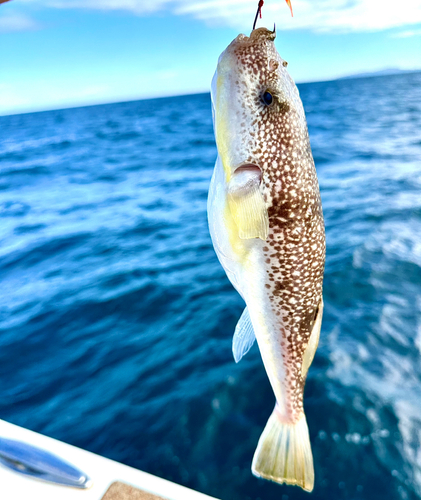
[207,27,325,492]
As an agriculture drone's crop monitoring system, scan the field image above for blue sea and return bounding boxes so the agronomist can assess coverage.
[1,71,421,500]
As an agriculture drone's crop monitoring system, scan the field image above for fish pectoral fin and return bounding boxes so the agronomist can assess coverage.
[301,297,324,379]
[232,306,256,363]
[228,167,269,240]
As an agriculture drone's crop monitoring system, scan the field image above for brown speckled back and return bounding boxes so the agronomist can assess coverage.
[231,28,325,421]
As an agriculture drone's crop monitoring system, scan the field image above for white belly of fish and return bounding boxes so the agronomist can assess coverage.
[207,156,289,414]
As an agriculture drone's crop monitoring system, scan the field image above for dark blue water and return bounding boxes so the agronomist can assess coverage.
[1,71,421,500]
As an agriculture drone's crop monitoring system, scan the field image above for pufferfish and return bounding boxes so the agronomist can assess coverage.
[207,27,325,492]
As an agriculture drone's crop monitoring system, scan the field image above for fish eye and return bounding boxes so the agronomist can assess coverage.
[262,91,273,106]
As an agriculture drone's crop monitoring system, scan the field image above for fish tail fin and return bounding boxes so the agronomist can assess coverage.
[251,408,314,492]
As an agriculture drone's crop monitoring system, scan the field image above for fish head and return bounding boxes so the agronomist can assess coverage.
[211,27,305,182]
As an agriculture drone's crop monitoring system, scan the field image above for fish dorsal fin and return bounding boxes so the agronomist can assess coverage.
[228,167,269,240]
[301,298,324,379]
[233,307,256,363]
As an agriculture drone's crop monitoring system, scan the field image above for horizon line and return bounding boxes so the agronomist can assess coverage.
[1,68,420,119]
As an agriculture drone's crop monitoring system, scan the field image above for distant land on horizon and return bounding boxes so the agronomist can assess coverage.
[335,67,421,81]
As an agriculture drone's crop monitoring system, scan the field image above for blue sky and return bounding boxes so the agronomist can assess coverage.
[1,0,420,115]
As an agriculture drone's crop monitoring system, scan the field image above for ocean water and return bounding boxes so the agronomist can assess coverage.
[1,71,421,500]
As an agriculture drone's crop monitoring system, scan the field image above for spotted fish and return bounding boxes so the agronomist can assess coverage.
[207,27,325,492]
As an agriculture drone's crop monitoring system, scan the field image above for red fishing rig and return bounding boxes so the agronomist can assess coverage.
[253,0,293,30]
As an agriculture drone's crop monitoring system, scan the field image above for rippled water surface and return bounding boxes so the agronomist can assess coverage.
[1,72,421,500]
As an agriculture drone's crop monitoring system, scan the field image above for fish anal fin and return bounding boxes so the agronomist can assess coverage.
[301,298,324,379]
[252,409,314,492]
[228,166,268,241]
[233,307,256,363]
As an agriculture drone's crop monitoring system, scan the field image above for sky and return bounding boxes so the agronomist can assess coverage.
[0,0,421,116]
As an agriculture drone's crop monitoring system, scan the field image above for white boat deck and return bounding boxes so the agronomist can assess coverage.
[0,419,219,500]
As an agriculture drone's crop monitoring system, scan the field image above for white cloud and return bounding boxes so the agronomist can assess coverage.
[19,0,172,14]
[0,13,40,32]
[392,28,421,38]
[45,0,171,14]
[175,0,421,33]
[12,0,421,33]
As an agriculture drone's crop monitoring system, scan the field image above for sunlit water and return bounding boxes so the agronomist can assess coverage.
[1,71,421,500]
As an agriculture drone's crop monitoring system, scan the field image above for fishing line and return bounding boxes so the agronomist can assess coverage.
[252,0,264,30]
